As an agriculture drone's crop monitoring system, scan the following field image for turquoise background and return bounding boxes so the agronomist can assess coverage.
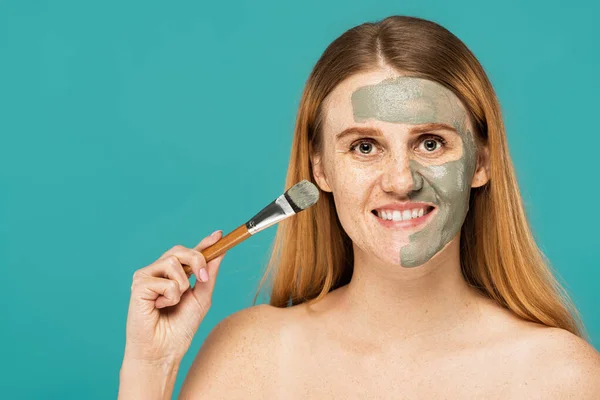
[1,0,598,398]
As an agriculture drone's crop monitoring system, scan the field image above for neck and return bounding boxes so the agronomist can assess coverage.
[336,235,484,343]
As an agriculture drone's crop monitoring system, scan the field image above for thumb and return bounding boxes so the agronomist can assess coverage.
[191,230,227,299]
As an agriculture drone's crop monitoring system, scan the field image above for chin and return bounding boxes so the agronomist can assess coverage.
[371,247,404,267]
[371,242,435,269]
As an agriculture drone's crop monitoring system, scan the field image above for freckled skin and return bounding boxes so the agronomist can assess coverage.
[351,77,477,267]
[318,75,478,268]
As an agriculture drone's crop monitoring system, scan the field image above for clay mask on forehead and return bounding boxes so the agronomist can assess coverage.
[351,76,477,268]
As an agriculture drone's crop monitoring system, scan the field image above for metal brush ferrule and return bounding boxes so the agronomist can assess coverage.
[245,194,295,235]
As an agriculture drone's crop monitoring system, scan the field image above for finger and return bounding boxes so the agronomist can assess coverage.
[172,248,206,282]
[160,244,212,283]
[192,250,226,302]
[131,276,182,309]
[194,230,223,252]
[192,230,224,282]
[143,253,191,294]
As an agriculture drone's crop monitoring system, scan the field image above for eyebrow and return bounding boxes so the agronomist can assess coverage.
[335,123,458,141]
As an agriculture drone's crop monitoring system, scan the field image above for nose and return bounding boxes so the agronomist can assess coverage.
[380,155,423,195]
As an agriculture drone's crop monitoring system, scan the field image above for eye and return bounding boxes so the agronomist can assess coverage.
[417,135,446,153]
[349,139,379,155]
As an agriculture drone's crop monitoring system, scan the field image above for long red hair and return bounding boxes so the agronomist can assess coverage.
[253,15,585,338]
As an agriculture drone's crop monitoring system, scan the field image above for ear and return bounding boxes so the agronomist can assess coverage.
[471,144,490,188]
[310,152,332,193]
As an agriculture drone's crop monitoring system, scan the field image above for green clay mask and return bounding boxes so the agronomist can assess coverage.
[351,76,477,267]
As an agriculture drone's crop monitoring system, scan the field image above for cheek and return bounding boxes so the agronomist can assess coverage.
[435,172,467,201]
[329,164,377,219]
[422,130,477,199]
[431,162,475,208]
[416,157,473,205]
[330,160,377,194]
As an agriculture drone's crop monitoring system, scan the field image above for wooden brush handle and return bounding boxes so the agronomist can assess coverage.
[183,224,251,277]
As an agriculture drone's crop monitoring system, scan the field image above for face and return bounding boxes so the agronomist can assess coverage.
[311,70,489,268]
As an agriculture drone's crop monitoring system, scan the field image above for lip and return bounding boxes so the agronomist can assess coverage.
[372,202,435,212]
[370,205,437,230]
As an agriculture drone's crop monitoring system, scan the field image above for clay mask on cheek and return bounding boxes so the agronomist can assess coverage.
[351,76,478,267]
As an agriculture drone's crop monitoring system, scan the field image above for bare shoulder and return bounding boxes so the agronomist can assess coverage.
[519,325,600,398]
[474,298,600,397]
[179,304,287,400]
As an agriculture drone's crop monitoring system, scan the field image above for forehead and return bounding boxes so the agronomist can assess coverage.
[322,71,469,135]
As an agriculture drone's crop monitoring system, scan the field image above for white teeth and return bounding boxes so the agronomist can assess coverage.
[377,207,428,221]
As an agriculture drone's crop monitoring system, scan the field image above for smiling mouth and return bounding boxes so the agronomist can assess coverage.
[371,205,435,222]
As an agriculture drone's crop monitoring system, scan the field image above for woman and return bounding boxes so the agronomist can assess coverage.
[119,16,600,399]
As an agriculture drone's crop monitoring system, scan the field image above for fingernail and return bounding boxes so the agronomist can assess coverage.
[199,268,209,282]
[211,230,222,238]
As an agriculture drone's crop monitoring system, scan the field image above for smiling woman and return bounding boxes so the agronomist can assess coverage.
[120,14,600,400]
[232,14,600,397]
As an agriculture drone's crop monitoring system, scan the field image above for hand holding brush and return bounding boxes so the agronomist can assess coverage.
[119,180,319,399]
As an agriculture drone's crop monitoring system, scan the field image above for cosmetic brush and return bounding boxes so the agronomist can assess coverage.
[182,180,320,277]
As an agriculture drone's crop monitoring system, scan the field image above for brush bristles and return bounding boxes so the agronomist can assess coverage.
[284,180,319,212]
